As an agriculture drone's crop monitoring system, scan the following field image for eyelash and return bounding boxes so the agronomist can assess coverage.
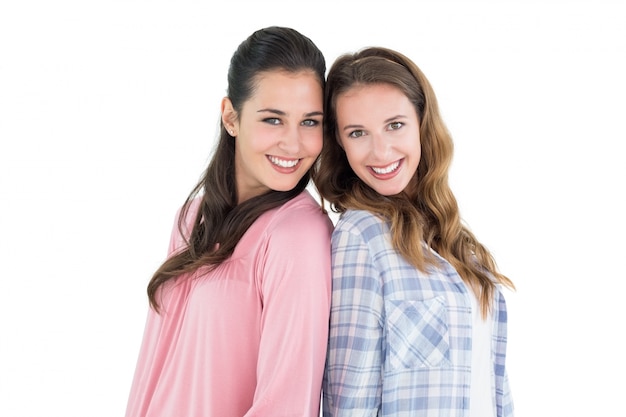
[348,122,404,138]
[301,119,320,127]
[348,130,365,138]
[263,118,320,127]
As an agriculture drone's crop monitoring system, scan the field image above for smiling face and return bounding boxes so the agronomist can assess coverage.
[336,83,421,196]
[223,70,324,204]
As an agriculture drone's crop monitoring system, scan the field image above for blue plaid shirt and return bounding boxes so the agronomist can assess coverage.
[323,210,514,417]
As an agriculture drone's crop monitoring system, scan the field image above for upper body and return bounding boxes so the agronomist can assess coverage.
[313,47,516,417]
[126,190,333,417]
[322,209,513,417]
[126,26,330,416]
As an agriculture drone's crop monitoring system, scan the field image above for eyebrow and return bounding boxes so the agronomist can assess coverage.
[257,108,324,118]
[341,115,407,131]
[342,124,364,132]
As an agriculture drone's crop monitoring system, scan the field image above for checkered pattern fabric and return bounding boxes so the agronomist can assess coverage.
[322,210,514,417]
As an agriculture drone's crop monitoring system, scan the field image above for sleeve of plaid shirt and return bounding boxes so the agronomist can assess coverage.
[323,223,384,416]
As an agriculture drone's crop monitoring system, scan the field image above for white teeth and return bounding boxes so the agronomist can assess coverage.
[371,161,400,174]
[268,156,299,168]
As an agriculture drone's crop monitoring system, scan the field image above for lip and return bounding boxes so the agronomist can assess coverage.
[266,155,302,173]
[368,158,403,179]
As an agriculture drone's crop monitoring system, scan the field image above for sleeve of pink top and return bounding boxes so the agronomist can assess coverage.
[244,204,333,417]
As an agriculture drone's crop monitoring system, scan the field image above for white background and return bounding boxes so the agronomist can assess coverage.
[1,0,624,416]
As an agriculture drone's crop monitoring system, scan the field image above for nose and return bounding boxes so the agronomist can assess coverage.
[277,126,301,154]
[371,134,391,161]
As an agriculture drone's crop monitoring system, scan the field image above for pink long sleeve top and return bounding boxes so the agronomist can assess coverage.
[125,190,333,417]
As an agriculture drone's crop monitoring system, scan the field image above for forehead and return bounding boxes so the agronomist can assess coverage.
[244,69,323,110]
[338,82,403,100]
[336,83,411,114]
[252,69,321,93]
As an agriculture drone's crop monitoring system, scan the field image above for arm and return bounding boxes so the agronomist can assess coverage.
[245,208,333,417]
[323,226,384,416]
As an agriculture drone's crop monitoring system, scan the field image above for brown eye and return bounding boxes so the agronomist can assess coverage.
[348,130,365,138]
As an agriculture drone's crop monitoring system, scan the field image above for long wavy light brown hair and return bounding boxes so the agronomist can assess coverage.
[147,26,326,312]
[313,47,513,316]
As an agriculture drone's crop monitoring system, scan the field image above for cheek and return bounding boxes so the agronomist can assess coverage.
[313,140,323,156]
[414,139,422,163]
[303,130,324,154]
[245,127,274,153]
[342,141,366,165]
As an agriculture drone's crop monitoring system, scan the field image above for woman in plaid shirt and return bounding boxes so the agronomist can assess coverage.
[314,47,516,417]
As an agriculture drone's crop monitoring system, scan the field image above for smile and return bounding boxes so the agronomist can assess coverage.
[370,160,400,175]
[268,155,300,168]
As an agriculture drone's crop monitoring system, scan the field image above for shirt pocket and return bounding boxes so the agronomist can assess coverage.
[385,296,451,371]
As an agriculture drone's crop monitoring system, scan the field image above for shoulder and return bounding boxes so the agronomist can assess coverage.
[168,197,202,254]
[256,191,333,266]
[270,191,333,230]
[330,210,394,261]
[173,197,202,229]
[265,190,333,239]
[334,209,389,240]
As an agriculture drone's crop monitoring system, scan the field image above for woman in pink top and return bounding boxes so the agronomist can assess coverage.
[125,26,333,417]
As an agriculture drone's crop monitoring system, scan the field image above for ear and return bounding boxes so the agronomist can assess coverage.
[221,97,238,136]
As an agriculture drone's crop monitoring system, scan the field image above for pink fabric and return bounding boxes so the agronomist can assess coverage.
[125,191,333,417]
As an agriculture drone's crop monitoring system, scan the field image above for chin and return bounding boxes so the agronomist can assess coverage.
[269,183,299,193]
[372,186,403,196]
